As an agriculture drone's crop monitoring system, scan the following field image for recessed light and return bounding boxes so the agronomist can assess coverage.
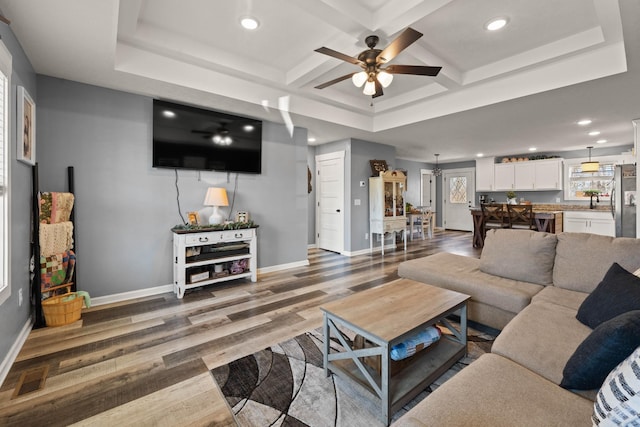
[477,153,484,157]
[588,131,601,136]
[308,137,316,143]
[529,147,537,152]
[596,139,607,144]
[485,17,508,31]
[162,110,176,118]
[577,119,592,126]
[240,17,259,30]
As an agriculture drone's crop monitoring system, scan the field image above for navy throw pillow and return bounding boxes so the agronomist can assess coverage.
[561,310,640,390]
[576,262,640,328]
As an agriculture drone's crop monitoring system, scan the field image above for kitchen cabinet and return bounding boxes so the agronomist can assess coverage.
[475,157,496,191]
[494,163,515,190]
[563,211,615,237]
[514,162,535,190]
[492,159,563,191]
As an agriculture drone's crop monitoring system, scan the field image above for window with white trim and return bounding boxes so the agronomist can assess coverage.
[564,154,634,201]
[0,41,11,305]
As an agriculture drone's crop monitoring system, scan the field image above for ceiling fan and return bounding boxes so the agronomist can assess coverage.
[314,27,441,98]
[192,123,233,145]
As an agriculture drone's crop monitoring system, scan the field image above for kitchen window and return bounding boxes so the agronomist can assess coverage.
[564,154,634,201]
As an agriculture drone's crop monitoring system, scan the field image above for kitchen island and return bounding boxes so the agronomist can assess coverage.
[471,207,563,248]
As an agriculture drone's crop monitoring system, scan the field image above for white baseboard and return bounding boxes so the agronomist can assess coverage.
[0,317,34,387]
[258,259,309,274]
[307,244,316,249]
[91,284,174,307]
[342,248,371,257]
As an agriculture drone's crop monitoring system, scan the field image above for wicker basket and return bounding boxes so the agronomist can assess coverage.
[42,293,83,327]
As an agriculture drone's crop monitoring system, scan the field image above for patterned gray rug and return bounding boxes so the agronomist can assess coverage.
[211,325,495,426]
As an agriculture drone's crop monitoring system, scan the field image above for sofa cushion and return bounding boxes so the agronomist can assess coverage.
[561,311,640,390]
[479,229,557,285]
[394,354,594,427]
[531,286,588,311]
[398,252,544,315]
[553,233,640,293]
[593,345,640,426]
[492,300,592,385]
[576,263,640,328]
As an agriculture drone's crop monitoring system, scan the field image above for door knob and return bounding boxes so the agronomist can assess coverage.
[336,209,341,212]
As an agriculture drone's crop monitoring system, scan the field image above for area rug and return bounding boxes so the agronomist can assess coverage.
[211,325,495,426]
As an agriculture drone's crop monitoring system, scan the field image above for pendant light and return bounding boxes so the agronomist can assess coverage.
[581,146,599,173]
[433,153,442,176]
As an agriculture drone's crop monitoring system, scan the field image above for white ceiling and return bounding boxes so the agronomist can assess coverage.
[1,0,639,163]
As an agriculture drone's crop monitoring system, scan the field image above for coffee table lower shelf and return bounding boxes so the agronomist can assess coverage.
[327,338,465,415]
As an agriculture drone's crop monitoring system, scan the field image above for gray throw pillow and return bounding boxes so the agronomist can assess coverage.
[480,229,557,285]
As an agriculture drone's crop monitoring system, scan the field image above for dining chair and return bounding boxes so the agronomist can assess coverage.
[480,203,507,238]
[506,204,536,230]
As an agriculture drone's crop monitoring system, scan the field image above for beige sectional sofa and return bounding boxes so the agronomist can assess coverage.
[394,229,640,426]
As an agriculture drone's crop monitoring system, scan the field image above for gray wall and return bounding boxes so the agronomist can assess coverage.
[36,76,308,298]
[0,23,37,369]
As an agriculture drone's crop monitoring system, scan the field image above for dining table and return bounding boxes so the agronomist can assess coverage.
[470,208,563,248]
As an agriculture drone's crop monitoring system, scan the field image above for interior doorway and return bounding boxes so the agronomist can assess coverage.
[442,168,475,231]
[315,151,345,253]
[420,169,436,209]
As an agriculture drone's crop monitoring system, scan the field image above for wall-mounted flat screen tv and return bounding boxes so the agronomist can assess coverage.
[153,99,262,174]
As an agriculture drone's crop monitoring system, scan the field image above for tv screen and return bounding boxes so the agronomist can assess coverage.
[153,99,262,174]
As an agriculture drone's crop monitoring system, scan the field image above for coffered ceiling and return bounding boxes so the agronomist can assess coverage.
[1,0,638,163]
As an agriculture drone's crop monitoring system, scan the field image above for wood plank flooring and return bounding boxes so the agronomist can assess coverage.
[0,230,479,426]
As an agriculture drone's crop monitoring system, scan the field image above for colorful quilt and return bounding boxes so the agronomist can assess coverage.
[39,192,74,224]
[40,250,76,292]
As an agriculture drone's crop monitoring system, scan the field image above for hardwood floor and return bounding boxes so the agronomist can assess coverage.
[0,230,479,426]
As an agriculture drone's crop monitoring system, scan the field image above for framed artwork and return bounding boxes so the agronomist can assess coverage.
[369,159,388,177]
[235,211,250,223]
[17,86,36,165]
[187,211,201,225]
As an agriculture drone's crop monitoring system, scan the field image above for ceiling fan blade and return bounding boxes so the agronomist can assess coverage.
[377,27,423,64]
[314,47,363,65]
[372,80,384,98]
[314,73,356,89]
[385,64,442,76]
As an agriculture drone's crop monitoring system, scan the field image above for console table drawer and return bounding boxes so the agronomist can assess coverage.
[185,233,218,245]
[219,229,255,242]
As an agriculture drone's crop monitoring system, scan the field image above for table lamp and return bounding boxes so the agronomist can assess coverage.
[204,187,229,225]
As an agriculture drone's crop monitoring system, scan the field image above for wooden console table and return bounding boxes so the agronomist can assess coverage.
[471,208,563,248]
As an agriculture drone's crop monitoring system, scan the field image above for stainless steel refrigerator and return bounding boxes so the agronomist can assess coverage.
[611,164,636,237]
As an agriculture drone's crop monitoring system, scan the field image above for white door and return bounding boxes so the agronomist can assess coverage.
[443,169,475,231]
[316,151,345,253]
[420,169,435,208]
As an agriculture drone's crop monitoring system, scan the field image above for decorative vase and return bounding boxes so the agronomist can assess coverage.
[507,198,517,205]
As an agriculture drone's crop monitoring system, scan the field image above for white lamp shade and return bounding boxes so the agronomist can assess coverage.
[377,70,393,88]
[363,80,376,95]
[204,187,229,207]
[352,71,368,87]
[581,161,600,172]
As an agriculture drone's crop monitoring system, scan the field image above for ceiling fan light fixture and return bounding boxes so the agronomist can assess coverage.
[363,79,376,96]
[352,71,368,88]
[377,70,393,88]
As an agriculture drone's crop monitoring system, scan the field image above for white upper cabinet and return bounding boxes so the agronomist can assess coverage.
[494,163,515,190]
[486,158,563,191]
[475,157,495,191]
